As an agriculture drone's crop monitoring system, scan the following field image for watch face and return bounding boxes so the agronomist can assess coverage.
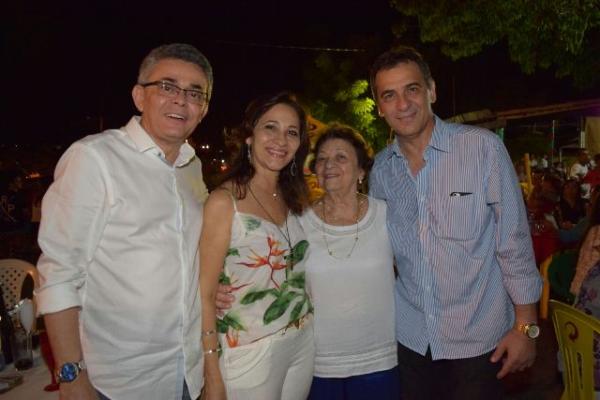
[60,362,80,382]
[526,324,540,339]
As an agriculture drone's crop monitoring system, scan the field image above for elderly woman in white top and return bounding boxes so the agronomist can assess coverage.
[217,123,399,400]
[302,123,398,399]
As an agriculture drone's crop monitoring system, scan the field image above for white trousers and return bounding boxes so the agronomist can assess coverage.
[220,317,315,400]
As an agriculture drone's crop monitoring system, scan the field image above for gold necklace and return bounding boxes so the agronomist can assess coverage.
[319,194,364,260]
[248,185,294,265]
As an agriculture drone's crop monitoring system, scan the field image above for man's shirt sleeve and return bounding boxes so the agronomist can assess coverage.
[486,136,542,305]
[35,142,111,315]
[369,153,387,201]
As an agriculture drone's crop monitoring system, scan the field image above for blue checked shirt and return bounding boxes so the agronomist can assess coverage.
[370,116,542,360]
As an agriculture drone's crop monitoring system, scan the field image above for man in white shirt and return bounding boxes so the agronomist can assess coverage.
[570,149,590,180]
[35,43,212,400]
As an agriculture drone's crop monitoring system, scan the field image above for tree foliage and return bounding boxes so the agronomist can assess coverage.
[390,0,600,87]
[302,53,390,151]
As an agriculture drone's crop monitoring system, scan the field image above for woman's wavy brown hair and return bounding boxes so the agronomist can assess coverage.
[222,92,310,215]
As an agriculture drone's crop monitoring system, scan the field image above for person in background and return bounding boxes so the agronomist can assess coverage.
[570,149,591,181]
[570,185,600,392]
[36,43,212,400]
[558,179,587,229]
[584,154,600,188]
[540,154,549,170]
[530,154,539,170]
[368,46,542,400]
[200,92,314,400]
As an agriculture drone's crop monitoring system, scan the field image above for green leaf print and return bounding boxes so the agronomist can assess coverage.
[241,215,261,232]
[263,291,301,325]
[240,288,278,305]
[289,298,306,325]
[226,248,240,257]
[218,271,231,285]
[216,318,228,334]
[286,240,309,265]
[287,271,306,289]
[220,313,246,332]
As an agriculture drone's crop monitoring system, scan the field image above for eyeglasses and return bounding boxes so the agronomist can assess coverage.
[139,80,209,105]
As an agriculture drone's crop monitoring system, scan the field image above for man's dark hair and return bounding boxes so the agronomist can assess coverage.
[138,43,214,98]
[369,46,433,99]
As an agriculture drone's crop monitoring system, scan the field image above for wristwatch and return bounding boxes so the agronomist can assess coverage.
[516,322,541,339]
[56,360,87,383]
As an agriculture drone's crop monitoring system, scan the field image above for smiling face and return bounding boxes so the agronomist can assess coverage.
[374,61,436,144]
[246,103,301,176]
[314,138,364,195]
[132,58,209,152]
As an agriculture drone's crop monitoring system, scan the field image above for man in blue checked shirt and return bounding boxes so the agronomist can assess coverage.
[368,47,542,400]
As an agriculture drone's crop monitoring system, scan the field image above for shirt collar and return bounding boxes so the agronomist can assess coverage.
[123,116,196,167]
[387,114,450,159]
[429,115,451,153]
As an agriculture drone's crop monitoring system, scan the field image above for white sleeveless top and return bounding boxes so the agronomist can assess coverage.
[300,197,397,377]
[218,196,312,348]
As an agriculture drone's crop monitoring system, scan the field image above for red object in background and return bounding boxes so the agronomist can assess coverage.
[39,331,59,392]
[531,231,561,266]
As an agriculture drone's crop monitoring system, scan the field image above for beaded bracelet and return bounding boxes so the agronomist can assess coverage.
[203,347,220,355]
[201,329,216,337]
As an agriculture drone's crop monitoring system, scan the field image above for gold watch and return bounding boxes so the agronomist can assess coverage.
[516,323,540,339]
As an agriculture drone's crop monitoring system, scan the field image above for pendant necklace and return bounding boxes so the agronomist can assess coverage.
[320,194,363,260]
[248,184,294,267]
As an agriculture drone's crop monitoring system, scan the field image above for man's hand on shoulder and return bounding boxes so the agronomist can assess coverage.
[490,329,536,379]
[59,372,98,400]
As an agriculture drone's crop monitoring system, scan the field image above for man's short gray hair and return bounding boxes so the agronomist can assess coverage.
[138,43,214,99]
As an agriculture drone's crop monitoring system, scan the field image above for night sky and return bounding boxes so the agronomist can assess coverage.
[4,1,599,148]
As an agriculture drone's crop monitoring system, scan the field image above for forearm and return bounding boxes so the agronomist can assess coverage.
[201,300,223,381]
[44,307,84,365]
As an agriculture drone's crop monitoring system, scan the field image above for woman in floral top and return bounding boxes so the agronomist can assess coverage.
[199,92,314,400]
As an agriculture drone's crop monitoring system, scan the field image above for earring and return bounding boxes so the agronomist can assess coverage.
[247,145,251,163]
[290,157,297,177]
[358,177,363,185]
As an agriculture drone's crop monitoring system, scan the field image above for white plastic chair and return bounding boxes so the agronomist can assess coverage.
[0,259,38,311]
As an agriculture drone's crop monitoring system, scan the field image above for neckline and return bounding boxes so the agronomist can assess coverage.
[236,210,292,231]
[307,197,374,233]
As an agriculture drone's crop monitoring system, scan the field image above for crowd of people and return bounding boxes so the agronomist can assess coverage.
[523,149,600,391]
[525,149,600,261]
[22,40,600,400]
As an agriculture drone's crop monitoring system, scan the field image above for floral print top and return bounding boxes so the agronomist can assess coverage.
[217,202,311,348]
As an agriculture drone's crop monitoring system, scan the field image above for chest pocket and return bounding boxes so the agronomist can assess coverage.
[431,192,487,241]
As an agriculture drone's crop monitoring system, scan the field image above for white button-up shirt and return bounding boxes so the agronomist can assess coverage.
[36,117,208,399]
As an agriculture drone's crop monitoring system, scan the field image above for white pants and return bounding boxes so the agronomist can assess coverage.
[220,317,315,400]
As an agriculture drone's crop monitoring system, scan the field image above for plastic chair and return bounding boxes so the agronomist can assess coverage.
[540,255,553,319]
[540,251,577,319]
[550,299,600,400]
[0,259,38,311]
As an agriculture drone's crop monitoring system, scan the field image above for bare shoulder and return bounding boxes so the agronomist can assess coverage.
[204,184,235,217]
